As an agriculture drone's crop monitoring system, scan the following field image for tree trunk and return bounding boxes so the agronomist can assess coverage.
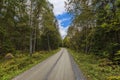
[47,34,51,51]
[29,0,33,56]
[33,27,37,53]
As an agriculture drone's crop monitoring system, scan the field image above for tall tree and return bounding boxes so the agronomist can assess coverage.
[65,0,120,62]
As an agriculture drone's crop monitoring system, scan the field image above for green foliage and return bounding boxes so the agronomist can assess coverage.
[65,0,120,63]
[69,49,120,80]
[63,37,70,47]
[113,50,120,64]
[0,49,60,80]
[0,0,61,55]
[107,76,120,80]
[40,26,61,50]
[0,0,30,54]
[1,40,15,54]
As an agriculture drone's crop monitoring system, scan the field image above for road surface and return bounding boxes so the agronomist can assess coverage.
[12,48,86,80]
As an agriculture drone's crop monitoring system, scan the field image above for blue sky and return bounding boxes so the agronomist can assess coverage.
[56,13,73,28]
[48,0,73,38]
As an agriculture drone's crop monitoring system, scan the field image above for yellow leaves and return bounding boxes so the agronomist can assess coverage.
[107,76,120,80]
[101,23,108,28]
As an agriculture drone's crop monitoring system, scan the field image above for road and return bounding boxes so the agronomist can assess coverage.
[12,48,86,80]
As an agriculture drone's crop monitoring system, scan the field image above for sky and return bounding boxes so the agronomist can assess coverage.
[48,0,73,39]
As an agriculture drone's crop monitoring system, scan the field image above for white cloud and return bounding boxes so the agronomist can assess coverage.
[48,0,69,39]
[57,19,69,39]
[59,25,68,39]
[48,0,67,15]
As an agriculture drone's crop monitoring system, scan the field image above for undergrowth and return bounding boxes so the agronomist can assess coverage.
[69,49,120,80]
[0,49,60,80]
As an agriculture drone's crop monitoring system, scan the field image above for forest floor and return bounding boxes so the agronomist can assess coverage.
[0,49,60,80]
[69,49,120,80]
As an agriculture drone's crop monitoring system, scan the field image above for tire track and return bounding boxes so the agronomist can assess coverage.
[44,49,64,80]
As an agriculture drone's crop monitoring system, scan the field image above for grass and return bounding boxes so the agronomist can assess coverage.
[0,49,60,80]
[68,49,120,80]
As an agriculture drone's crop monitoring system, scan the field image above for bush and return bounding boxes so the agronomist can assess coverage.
[113,50,120,64]
[1,40,15,54]
[107,76,120,80]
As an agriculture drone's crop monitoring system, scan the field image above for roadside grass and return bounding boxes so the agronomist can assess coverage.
[0,49,60,80]
[69,49,120,80]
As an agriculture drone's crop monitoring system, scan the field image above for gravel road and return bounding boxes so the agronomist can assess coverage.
[12,48,86,80]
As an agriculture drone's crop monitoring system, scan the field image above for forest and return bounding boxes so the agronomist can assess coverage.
[0,0,62,55]
[63,0,120,79]
[0,0,120,80]
[64,0,120,64]
[0,0,62,79]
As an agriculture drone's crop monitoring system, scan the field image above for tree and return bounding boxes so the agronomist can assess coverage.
[65,0,120,63]
[0,0,62,56]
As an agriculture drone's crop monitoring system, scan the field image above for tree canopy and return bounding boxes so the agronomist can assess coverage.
[0,0,62,55]
[65,0,120,63]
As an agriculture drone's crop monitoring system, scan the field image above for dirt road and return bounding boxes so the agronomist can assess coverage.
[12,48,86,80]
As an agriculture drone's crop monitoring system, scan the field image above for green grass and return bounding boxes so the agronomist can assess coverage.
[0,49,60,80]
[69,49,120,80]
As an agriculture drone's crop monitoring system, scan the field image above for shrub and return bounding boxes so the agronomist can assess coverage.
[113,50,120,64]
[107,76,120,80]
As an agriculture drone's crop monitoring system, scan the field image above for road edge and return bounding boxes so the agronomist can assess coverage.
[68,49,87,80]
